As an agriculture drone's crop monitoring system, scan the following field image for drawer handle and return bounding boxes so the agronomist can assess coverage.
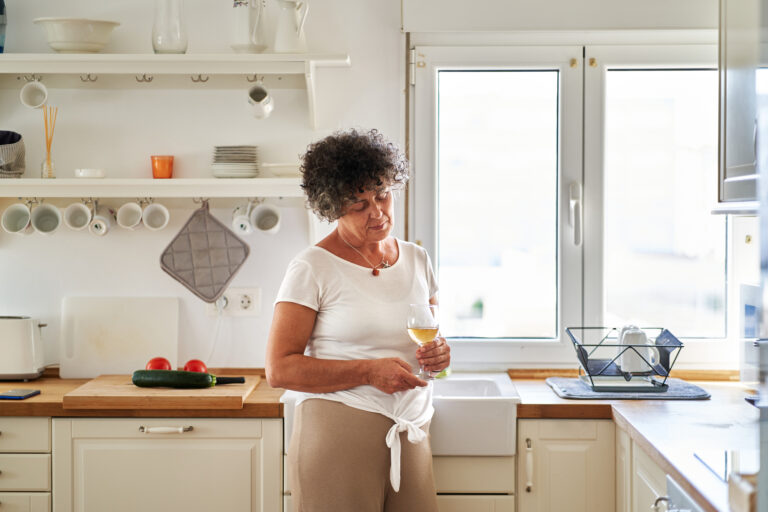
[525,437,533,493]
[139,426,194,434]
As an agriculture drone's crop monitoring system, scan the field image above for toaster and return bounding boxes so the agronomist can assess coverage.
[0,316,45,380]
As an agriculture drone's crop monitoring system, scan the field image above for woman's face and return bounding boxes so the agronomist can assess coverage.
[338,185,394,243]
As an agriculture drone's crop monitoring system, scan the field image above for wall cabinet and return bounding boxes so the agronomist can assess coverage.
[717,0,763,207]
[52,418,282,512]
[0,417,52,512]
[516,419,615,512]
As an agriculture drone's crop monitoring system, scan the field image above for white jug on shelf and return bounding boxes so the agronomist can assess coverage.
[230,0,266,53]
[273,0,308,53]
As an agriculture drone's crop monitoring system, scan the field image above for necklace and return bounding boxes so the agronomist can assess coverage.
[337,231,391,276]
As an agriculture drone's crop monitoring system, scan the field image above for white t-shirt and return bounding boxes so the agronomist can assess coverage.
[275,238,438,491]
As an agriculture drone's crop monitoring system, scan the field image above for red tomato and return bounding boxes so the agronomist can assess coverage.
[145,357,172,370]
[183,359,208,373]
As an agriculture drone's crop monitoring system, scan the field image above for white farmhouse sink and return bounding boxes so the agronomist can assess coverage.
[430,372,520,456]
[280,372,520,457]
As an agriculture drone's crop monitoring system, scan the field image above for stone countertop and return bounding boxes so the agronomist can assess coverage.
[512,378,758,512]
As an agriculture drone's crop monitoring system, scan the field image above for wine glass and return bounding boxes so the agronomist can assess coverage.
[406,304,439,380]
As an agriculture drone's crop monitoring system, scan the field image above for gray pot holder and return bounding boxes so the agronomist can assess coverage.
[160,201,250,303]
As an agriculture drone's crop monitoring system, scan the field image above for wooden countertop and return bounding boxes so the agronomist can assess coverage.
[1,370,755,511]
[0,370,283,418]
[512,378,758,512]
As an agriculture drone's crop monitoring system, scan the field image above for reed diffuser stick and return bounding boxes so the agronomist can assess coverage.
[42,105,58,178]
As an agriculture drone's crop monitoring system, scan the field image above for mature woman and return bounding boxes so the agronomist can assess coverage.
[266,128,451,512]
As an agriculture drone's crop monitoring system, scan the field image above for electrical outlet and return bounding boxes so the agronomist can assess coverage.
[207,287,261,317]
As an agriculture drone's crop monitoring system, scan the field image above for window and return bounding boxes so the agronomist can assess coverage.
[411,44,732,367]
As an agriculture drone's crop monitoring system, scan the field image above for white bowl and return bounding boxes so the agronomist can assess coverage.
[74,168,105,178]
[33,18,120,53]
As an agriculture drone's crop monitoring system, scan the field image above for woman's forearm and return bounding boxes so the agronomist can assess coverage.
[266,354,372,392]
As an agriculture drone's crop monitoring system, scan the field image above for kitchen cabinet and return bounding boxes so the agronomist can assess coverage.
[516,419,614,512]
[630,439,666,512]
[615,426,631,512]
[0,417,52,512]
[52,418,281,512]
[434,456,516,511]
[284,454,516,512]
[717,0,762,207]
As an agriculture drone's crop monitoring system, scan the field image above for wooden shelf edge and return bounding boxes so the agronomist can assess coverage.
[0,177,303,198]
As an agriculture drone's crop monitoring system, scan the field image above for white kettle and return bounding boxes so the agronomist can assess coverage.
[273,0,309,53]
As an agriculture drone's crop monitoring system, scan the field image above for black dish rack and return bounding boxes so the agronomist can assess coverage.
[565,327,684,392]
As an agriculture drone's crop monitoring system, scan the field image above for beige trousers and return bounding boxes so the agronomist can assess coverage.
[288,398,439,512]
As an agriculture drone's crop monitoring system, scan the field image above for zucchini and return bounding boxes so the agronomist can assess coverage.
[132,369,245,388]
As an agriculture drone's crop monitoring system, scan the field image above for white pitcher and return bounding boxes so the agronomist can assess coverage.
[273,0,309,53]
[230,0,266,53]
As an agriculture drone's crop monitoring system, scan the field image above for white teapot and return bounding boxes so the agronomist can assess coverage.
[273,0,309,53]
[617,325,659,374]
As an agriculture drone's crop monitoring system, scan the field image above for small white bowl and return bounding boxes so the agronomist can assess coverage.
[74,168,105,178]
[33,18,120,53]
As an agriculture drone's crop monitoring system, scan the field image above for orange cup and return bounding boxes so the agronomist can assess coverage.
[151,155,174,179]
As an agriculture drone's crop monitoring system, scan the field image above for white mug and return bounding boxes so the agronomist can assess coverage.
[232,203,253,235]
[1,203,32,235]
[143,203,170,231]
[248,83,274,119]
[63,202,92,231]
[30,203,61,235]
[618,328,659,373]
[249,203,280,234]
[117,202,143,230]
[89,205,116,237]
[19,80,48,109]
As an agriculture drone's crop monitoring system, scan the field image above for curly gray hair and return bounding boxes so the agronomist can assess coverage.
[300,128,409,222]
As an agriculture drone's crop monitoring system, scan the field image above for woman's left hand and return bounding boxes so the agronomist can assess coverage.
[417,336,451,374]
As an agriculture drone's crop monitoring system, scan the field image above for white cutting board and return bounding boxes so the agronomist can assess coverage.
[60,297,179,379]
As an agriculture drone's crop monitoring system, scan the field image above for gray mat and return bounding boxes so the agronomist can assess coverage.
[546,377,710,400]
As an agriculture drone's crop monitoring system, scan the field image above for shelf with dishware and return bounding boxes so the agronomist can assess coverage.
[0,53,351,128]
[0,177,303,199]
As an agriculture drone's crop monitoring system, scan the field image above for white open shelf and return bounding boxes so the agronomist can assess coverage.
[0,53,351,128]
[0,178,304,199]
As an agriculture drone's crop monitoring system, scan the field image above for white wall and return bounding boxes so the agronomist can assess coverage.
[0,0,405,368]
[402,0,718,32]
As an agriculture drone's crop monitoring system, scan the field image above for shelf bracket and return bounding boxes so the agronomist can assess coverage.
[305,60,317,129]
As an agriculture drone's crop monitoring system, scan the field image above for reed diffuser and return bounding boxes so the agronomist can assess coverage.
[41,105,58,179]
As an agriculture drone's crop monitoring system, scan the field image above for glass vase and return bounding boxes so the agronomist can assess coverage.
[40,158,55,179]
[152,0,188,54]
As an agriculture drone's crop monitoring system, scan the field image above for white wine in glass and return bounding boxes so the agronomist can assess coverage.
[406,304,439,380]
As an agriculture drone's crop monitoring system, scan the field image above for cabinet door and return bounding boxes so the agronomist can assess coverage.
[719,0,761,202]
[517,419,615,512]
[631,443,666,512]
[437,495,515,512]
[615,427,631,512]
[53,418,282,512]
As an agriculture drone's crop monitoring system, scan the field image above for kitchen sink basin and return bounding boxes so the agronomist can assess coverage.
[280,372,520,457]
[430,372,520,456]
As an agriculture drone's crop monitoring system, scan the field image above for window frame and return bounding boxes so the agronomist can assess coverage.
[583,44,736,368]
[409,45,584,368]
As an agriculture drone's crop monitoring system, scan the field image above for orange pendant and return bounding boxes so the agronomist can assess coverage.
[372,268,380,276]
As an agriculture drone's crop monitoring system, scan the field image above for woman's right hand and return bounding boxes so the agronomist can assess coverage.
[365,358,427,394]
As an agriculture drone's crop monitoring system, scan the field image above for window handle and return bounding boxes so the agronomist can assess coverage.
[569,182,582,246]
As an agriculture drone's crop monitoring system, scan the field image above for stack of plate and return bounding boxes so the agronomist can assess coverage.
[212,145,259,178]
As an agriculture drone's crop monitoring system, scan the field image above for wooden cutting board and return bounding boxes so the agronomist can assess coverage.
[62,374,260,410]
